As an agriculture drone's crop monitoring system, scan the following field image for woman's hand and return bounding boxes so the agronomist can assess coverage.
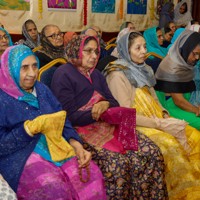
[69,139,91,168]
[91,101,110,121]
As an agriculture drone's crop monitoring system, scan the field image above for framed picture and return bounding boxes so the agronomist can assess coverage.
[47,0,77,11]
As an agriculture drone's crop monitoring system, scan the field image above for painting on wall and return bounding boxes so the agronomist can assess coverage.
[0,0,30,11]
[92,0,115,13]
[127,0,147,14]
[47,0,77,10]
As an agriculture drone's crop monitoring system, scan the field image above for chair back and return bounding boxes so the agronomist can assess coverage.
[38,58,67,88]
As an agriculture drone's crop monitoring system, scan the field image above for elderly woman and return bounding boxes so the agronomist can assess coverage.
[155,30,200,130]
[51,34,168,199]
[20,19,40,49]
[0,45,106,199]
[0,27,13,59]
[104,31,200,199]
[35,24,66,68]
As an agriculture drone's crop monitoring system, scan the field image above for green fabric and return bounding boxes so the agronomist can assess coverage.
[143,27,168,58]
[156,91,200,130]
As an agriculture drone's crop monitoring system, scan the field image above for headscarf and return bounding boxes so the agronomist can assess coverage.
[156,30,200,84]
[143,26,168,58]
[167,27,185,50]
[22,20,40,49]
[111,28,130,58]
[66,34,100,75]
[174,0,192,27]
[104,32,156,88]
[64,31,77,47]
[0,45,39,108]
[159,2,174,28]
[0,27,13,46]
[38,28,66,60]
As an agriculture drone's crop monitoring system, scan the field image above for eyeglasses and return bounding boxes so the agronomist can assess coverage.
[46,32,64,40]
[0,34,9,41]
[83,48,100,56]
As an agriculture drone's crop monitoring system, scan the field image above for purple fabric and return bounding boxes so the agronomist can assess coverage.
[17,153,106,200]
[51,63,119,126]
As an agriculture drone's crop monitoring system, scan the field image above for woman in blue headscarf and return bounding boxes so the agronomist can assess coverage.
[0,27,13,59]
[0,44,106,200]
[144,26,168,73]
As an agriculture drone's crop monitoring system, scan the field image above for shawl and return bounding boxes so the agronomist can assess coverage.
[38,31,66,60]
[143,26,168,58]
[66,34,100,76]
[111,28,130,58]
[174,0,192,27]
[104,32,156,88]
[159,2,174,28]
[0,27,13,47]
[155,30,200,92]
[0,45,39,108]
[22,21,40,49]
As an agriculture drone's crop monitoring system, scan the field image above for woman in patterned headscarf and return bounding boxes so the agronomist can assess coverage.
[104,31,200,200]
[0,44,106,200]
[35,24,67,68]
[51,34,168,200]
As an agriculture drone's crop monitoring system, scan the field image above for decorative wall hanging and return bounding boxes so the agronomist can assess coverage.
[127,0,147,14]
[0,0,30,11]
[47,0,77,11]
[92,0,115,13]
[83,0,87,25]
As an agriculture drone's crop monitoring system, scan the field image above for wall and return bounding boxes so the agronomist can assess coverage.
[0,0,161,34]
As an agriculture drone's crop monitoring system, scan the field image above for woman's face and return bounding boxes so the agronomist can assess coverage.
[45,26,64,47]
[82,39,99,71]
[164,31,173,42]
[0,30,9,53]
[179,4,186,14]
[129,36,147,64]
[157,30,164,45]
[20,55,39,92]
[26,23,38,41]
[127,22,135,31]
[169,22,176,33]
[187,45,200,66]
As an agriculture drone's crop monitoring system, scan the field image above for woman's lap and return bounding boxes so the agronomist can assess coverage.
[84,132,168,200]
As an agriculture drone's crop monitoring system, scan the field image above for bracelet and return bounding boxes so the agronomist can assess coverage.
[79,166,90,183]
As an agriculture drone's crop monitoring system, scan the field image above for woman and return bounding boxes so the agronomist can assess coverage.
[162,26,173,48]
[167,27,185,50]
[104,31,200,199]
[0,45,106,199]
[0,27,13,59]
[155,30,200,130]
[51,34,168,199]
[21,19,40,49]
[174,0,192,27]
[35,24,66,68]
[143,26,168,73]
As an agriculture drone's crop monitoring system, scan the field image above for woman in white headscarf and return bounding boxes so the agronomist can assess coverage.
[174,0,193,27]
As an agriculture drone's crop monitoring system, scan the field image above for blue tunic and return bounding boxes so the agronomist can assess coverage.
[0,82,81,192]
